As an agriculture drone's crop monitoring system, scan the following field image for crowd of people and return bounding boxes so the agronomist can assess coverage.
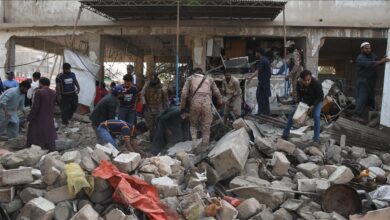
[0,40,388,155]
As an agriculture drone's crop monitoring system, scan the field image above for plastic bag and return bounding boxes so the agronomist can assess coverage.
[92,160,169,220]
[65,163,94,196]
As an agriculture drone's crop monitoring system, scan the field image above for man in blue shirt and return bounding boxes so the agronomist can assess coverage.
[55,63,80,125]
[118,74,137,126]
[246,48,272,115]
[353,42,389,122]
[3,71,19,91]
[97,119,138,152]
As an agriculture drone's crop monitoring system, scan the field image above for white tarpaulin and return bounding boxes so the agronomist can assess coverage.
[63,49,99,107]
[380,30,390,127]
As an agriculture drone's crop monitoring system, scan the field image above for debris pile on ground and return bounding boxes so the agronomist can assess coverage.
[1,115,390,220]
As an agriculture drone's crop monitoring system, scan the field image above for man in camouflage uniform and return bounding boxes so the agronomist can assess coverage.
[180,68,222,152]
[142,73,168,141]
[221,70,242,123]
[285,40,304,99]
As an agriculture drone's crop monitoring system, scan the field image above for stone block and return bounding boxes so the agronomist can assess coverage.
[297,201,321,220]
[271,152,290,176]
[20,197,55,220]
[0,187,14,203]
[208,128,250,180]
[236,198,264,220]
[89,188,113,203]
[232,118,248,130]
[380,153,390,165]
[161,197,180,213]
[273,208,293,220]
[70,204,100,220]
[1,145,47,169]
[328,166,354,184]
[44,185,76,203]
[349,207,390,220]
[2,198,22,213]
[293,148,308,163]
[298,179,330,192]
[2,167,33,185]
[276,138,296,155]
[104,208,137,220]
[20,187,46,203]
[216,200,238,220]
[92,148,111,163]
[95,143,119,157]
[281,199,304,211]
[296,162,319,178]
[61,151,81,164]
[359,154,383,168]
[113,153,141,173]
[351,146,367,159]
[254,136,275,155]
[151,176,180,197]
[249,208,274,220]
[40,155,65,174]
[55,201,74,220]
[43,166,61,185]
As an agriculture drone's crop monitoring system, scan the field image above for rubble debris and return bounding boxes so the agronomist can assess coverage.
[236,198,264,219]
[271,152,290,176]
[0,187,14,203]
[328,166,354,184]
[20,197,55,220]
[276,138,296,155]
[349,207,390,220]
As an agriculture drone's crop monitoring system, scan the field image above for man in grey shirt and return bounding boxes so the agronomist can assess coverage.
[90,85,123,127]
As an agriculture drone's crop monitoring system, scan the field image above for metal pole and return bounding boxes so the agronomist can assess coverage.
[283,6,289,97]
[175,0,180,104]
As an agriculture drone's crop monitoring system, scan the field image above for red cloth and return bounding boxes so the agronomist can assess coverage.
[94,87,109,105]
[92,160,170,220]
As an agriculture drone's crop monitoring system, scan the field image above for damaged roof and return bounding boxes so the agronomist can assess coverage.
[80,0,287,21]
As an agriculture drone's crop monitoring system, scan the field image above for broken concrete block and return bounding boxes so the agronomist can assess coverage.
[216,200,238,220]
[276,139,296,155]
[0,187,14,203]
[298,179,330,193]
[105,208,137,220]
[254,136,275,155]
[44,185,76,204]
[327,145,342,163]
[236,198,264,220]
[297,201,321,220]
[328,166,354,184]
[95,143,119,157]
[2,198,22,213]
[151,176,180,197]
[293,148,308,163]
[271,152,290,176]
[61,151,81,164]
[324,164,338,175]
[167,139,201,156]
[208,128,250,180]
[2,167,33,185]
[179,192,205,220]
[20,187,46,203]
[161,197,180,213]
[306,146,324,158]
[243,158,260,178]
[79,147,96,172]
[113,153,141,173]
[70,204,100,220]
[20,197,55,220]
[42,166,61,185]
[315,179,331,192]
[249,208,274,220]
[89,188,113,203]
[351,146,367,159]
[296,162,319,178]
[281,199,304,211]
[1,145,47,169]
[55,201,74,220]
[369,167,386,177]
[273,208,293,220]
[92,148,111,163]
[349,207,390,220]
[359,154,383,168]
[232,118,248,130]
[380,153,390,166]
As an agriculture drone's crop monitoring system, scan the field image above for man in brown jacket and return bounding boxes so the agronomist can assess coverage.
[180,68,222,153]
[221,70,242,123]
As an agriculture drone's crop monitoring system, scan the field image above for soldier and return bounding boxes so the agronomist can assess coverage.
[285,40,304,99]
[180,68,222,153]
[142,73,168,141]
[221,70,242,123]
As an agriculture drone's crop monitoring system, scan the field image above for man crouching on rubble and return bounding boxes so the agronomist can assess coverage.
[282,70,324,146]
[97,119,141,153]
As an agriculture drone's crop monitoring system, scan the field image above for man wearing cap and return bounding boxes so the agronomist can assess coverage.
[0,80,30,138]
[96,119,138,152]
[3,71,19,91]
[354,42,390,121]
[90,85,123,128]
[285,40,303,99]
[55,63,80,125]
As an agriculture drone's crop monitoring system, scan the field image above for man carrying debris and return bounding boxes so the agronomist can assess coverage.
[221,70,242,123]
[0,80,30,139]
[90,85,124,128]
[353,42,390,122]
[246,48,272,115]
[27,77,57,151]
[282,70,324,145]
[118,74,138,126]
[97,119,138,152]
[141,73,169,141]
[56,63,80,126]
[180,68,222,153]
[285,40,304,99]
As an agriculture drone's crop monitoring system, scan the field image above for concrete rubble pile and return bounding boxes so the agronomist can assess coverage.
[1,115,390,220]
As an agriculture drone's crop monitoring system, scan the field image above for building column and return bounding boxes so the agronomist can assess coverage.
[144,55,155,80]
[87,34,104,81]
[305,31,325,78]
[192,35,207,71]
[134,55,145,88]
[5,35,15,74]
[380,29,390,127]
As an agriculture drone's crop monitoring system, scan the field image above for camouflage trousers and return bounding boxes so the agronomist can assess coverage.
[189,96,213,147]
[144,109,160,141]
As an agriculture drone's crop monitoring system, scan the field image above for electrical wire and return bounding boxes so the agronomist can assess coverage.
[0,54,58,69]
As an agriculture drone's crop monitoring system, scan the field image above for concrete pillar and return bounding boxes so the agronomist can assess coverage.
[305,31,325,78]
[144,55,155,80]
[87,34,104,81]
[5,36,15,73]
[134,55,145,88]
[0,33,12,79]
[380,29,390,127]
[192,35,207,71]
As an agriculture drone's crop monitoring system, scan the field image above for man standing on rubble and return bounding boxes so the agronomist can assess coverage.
[221,70,242,123]
[3,71,19,91]
[142,73,169,141]
[246,48,272,115]
[118,74,138,126]
[285,40,304,99]
[353,42,390,122]
[180,68,222,153]
[27,77,57,151]
[27,72,41,105]
[56,63,80,126]
[0,80,30,139]
[282,70,323,146]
